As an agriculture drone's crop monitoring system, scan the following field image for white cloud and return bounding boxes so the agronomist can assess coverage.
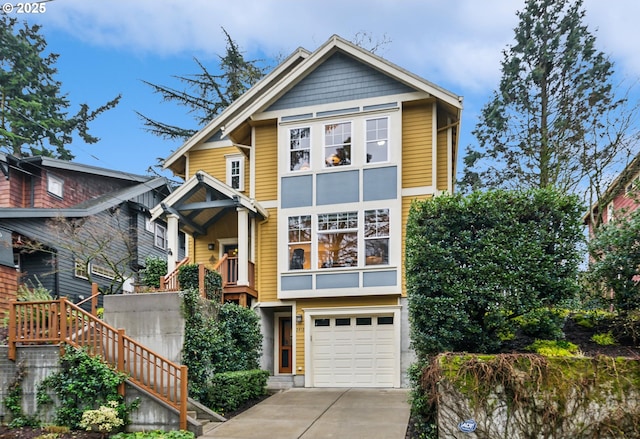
[38,0,640,92]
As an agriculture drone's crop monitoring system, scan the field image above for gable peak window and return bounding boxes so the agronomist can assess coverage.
[226,154,245,191]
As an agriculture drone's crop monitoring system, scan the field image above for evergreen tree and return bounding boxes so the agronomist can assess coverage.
[137,28,266,140]
[0,17,120,159]
[462,0,636,197]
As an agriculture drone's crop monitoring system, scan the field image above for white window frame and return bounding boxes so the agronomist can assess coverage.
[74,261,89,279]
[364,208,390,266]
[145,217,155,233]
[289,126,311,172]
[323,122,352,168]
[91,263,115,280]
[155,223,168,250]
[365,116,389,164]
[317,211,359,269]
[226,154,245,191]
[288,215,311,270]
[47,174,64,198]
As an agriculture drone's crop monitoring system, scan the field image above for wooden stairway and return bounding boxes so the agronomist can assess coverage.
[7,297,193,431]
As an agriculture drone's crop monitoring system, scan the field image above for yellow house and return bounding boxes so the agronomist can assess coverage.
[151,35,462,388]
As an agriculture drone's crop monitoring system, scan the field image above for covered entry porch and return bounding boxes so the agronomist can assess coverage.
[150,171,268,306]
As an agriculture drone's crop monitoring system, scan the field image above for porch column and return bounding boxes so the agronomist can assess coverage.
[237,207,249,286]
[167,213,179,272]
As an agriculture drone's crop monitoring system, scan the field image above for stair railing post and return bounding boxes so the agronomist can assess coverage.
[198,263,206,298]
[117,328,126,397]
[58,298,68,357]
[91,283,99,316]
[8,301,16,361]
[180,365,188,430]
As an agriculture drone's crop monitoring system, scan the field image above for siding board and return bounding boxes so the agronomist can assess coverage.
[268,52,414,111]
[402,103,433,188]
[255,123,278,202]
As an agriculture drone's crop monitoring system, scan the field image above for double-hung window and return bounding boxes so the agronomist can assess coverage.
[289,127,311,171]
[226,154,245,190]
[324,122,351,167]
[317,212,358,268]
[365,117,388,163]
[288,215,311,270]
[155,223,167,249]
[364,209,389,265]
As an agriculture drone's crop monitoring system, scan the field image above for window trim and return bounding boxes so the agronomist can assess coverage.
[286,208,392,271]
[323,121,352,168]
[47,174,64,198]
[90,263,115,280]
[74,261,89,279]
[288,215,311,270]
[317,211,358,269]
[154,223,168,250]
[226,154,245,191]
[364,208,390,266]
[364,116,390,164]
[289,126,312,172]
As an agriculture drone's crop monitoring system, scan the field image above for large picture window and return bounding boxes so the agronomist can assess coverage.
[288,215,311,270]
[366,117,388,163]
[324,122,351,167]
[364,209,389,265]
[290,127,311,171]
[317,211,358,268]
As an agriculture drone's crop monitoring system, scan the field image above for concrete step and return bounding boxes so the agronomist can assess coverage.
[267,375,294,390]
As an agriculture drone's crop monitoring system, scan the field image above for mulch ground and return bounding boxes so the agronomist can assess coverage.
[0,426,104,438]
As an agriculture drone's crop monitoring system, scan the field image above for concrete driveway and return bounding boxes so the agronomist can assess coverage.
[201,388,411,439]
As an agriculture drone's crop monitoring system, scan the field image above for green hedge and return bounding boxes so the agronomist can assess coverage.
[406,188,583,356]
[204,369,269,414]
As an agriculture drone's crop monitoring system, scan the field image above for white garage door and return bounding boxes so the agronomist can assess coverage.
[311,315,396,387]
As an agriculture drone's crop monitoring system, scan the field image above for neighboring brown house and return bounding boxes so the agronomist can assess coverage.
[0,153,180,316]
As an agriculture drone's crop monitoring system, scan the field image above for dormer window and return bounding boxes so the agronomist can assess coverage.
[47,175,64,198]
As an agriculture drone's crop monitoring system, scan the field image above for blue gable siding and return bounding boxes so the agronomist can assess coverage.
[267,52,415,111]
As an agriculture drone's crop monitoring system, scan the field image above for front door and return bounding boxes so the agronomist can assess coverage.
[278,317,292,374]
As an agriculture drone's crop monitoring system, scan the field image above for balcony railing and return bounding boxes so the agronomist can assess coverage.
[7,295,188,430]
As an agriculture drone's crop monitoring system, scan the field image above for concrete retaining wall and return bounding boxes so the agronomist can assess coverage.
[103,291,185,364]
[0,345,59,423]
[0,345,188,432]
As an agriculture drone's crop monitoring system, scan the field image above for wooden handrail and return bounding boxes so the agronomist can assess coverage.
[161,257,190,291]
[75,283,101,316]
[7,297,188,430]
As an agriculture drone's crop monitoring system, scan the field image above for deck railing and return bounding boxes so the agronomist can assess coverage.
[7,296,188,430]
[214,254,255,289]
[160,257,191,291]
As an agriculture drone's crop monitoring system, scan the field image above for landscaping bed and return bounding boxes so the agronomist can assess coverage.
[0,425,103,438]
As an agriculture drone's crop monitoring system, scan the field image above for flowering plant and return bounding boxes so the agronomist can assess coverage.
[79,400,124,436]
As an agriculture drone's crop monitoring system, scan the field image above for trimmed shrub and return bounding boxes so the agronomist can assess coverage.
[204,369,269,414]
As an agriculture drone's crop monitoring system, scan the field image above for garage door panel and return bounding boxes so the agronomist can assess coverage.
[311,315,397,387]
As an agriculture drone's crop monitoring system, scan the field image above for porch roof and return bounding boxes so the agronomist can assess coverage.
[150,171,268,237]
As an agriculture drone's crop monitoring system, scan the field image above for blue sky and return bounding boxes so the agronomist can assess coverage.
[6,0,640,178]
